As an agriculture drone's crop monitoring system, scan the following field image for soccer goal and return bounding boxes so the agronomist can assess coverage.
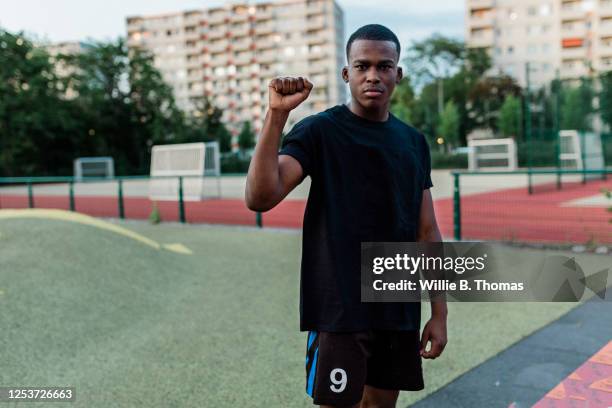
[468,138,517,171]
[559,130,605,179]
[149,142,221,201]
[74,157,115,181]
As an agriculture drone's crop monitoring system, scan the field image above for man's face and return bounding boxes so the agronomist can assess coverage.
[342,39,402,111]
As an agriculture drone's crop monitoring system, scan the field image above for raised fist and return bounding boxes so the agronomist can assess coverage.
[268,77,313,112]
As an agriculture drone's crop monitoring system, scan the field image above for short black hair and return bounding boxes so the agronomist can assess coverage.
[346,24,401,62]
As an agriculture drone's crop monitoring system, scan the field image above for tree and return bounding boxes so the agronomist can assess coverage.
[390,77,415,124]
[62,39,186,174]
[436,100,460,149]
[561,80,593,131]
[599,71,612,131]
[498,95,521,137]
[237,121,255,152]
[0,29,82,176]
[404,34,464,114]
[467,75,521,132]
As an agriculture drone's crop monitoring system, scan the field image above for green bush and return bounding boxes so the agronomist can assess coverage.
[149,202,161,224]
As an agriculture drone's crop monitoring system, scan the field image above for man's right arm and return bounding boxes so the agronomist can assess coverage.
[245,77,313,212]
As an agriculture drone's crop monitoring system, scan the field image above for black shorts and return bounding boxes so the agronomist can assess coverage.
[304,330,424,406]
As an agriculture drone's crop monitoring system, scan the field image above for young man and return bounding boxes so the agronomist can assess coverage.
[245,24,447,408]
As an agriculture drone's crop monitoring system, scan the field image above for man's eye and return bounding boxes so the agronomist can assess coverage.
[356,65,366,70]
[380,65,392,71]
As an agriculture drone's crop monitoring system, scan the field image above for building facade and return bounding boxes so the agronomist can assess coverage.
[126,0,346,147]
[466,0,612,88]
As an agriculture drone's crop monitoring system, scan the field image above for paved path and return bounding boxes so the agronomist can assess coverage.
[411,293,612,407]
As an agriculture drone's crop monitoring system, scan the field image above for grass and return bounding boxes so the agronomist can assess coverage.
[0,215,608,407]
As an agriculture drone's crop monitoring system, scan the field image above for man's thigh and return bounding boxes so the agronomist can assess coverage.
[365,330,424,392]
[305,331,370,407]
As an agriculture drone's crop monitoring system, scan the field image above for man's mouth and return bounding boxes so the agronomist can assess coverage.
[364,88,384,97]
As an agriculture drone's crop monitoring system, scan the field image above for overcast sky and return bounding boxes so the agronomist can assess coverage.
[0,0,464,55]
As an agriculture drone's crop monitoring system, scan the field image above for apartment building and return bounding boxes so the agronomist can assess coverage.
[466,0,612,88]
[126,0,346,146]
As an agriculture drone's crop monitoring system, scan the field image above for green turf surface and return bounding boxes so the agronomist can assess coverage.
[0,217,608,407]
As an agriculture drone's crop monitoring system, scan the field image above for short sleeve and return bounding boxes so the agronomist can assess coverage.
[279,117,316,177]
[421,134,433,189]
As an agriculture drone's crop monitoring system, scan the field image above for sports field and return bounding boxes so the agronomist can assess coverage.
[1,209,610,407]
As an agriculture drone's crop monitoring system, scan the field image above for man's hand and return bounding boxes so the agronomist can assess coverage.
[268,77,313,112]
[420,314,447,359]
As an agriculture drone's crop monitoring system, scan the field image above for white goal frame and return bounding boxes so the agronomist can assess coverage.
[74,157,114,181]
[149,142,221,201]
[468,138,517,171]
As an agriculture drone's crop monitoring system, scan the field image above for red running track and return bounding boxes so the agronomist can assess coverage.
[0,179,610,244]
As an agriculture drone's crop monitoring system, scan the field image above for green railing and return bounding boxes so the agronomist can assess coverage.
[451,169,611,243]
[0,175,263,227]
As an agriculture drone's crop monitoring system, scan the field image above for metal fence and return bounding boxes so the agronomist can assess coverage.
[0,175,268,227]
[451,169,611,245]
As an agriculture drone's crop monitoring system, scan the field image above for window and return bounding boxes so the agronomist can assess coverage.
[540,4,552,16]
[527,44,538,54]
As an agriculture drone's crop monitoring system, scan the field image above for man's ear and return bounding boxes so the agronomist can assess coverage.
[396,66,403,83]
[342,66,349,83]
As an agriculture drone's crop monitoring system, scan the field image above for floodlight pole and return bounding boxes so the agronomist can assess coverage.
[117,178,125,219]
[453,173,461,241]
[27,181,34,208]
[69,181,75,211]
[178,176,186,223]
[525,63,533,194]
[554,70,562,190]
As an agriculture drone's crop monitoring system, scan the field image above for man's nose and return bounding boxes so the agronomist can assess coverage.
[366,67,381,83]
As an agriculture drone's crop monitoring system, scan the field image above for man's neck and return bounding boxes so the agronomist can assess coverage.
[347,100,389,122]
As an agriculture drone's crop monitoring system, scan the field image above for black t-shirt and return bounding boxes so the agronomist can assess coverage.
[279,104,433,332]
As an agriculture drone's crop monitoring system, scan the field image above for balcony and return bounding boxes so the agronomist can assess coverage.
[255,9,273,21]
[209,54,229,67]
[561,46,588,59]
[599,43,612,56]
[561,23,587,38]
[560,5,585,21]
[306,2,326,15]
[255,35,276,49]
[209,40,228,53]
[560,61,588,79]
[260,66,276,78]
[600,0,612,17]
[183,28,200,41]
[469,28,494,47]
[230,13,248,23]
[469,13,495,29]
[233,39,251,51]
[231,25,250,38]
[208,12,227,25]
[308,47,327,59]
[255,22,275,35]
[234,53,253,66]
[601,19,612,36]
[306,32,327,45]
[306,17,326,31]
[208,28,226,40]
[468,0,494,10]
[257,51,277,64]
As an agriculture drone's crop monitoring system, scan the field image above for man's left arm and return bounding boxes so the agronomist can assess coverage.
[417,189,448,359]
